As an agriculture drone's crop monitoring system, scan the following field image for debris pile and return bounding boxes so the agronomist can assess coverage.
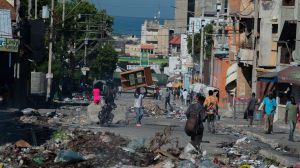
[143,99,166,117]
[0,129,155,168]
[214,131,280,168]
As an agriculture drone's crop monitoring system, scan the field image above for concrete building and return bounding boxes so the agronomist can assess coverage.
[141,20,169,57]
[174,0,188,34]
[125,44,141,57]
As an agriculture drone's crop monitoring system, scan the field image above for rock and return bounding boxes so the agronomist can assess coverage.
[54,150,84,163]
[15,140,31,148]
[87,103,102,124]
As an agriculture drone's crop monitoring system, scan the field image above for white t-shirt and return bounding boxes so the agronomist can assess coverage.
[134,94,144,108]
[183,91,188,99]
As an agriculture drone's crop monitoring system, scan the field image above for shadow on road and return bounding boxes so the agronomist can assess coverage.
[0,110,55,146]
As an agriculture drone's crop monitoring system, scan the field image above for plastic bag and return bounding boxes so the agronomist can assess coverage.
[54,150,84,163]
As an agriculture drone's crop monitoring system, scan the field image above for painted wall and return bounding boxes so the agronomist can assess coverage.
[213,57,230,108]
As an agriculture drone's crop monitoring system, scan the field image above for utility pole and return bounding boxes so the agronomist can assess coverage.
[34,0,38,19]
[200,7,205,83]
[251,0,259,93]
[28,0,32,19]
[62,0,65,28]
[46,0,54,101]
[210,0,221,86]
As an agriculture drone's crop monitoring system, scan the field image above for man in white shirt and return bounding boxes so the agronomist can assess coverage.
[134,87,146,127]
[183,89,188,106]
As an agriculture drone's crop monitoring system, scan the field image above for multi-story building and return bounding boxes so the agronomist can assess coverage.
[141,20,169,57]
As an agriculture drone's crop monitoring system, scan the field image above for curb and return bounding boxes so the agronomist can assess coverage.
[259,149,300,167]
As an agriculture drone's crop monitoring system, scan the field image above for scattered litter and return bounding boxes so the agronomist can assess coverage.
[236,137,250,145]
[200,159,219,168]
[32,156,45,165]
[177,160,197,168]
[54,150,84,163]
[161,159,175,168]
[21,108,39,115]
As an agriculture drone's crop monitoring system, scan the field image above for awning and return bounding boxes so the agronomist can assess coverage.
[257,72,278,83]
[225,63,238,91]
[172,82,182,88]
[278,66,300,85]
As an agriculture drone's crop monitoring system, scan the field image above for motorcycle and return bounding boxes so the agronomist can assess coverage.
[98,101,116,126]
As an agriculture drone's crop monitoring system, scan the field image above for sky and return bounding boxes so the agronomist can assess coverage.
[90,0,175,19]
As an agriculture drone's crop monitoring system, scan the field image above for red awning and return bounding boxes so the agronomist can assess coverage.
[141,44,154,49]
[170,35,181,45]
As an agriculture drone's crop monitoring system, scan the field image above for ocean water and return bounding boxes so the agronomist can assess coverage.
[112,16,165,37]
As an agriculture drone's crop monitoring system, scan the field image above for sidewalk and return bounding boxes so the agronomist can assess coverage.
[221,117,300,166]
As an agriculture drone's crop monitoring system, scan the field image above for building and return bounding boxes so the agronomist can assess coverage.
[141,20,170,57]
[125,44,140,57]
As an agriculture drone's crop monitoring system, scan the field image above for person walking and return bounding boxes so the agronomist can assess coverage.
[183,89,188,106]
[134,87,146,127]
[185,93,206,149]
[203,90,218,133]
[92,85,101,105]
[118,85,122,95]
[246,93,258,126]
[263,93,277,134]
[285,96,299,141]
[164,88,173,111]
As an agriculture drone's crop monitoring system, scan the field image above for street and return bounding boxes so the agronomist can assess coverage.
[1,92,299,167]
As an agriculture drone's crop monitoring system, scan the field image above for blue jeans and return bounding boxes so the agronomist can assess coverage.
[135,107,143,124]
[289,120,296,141]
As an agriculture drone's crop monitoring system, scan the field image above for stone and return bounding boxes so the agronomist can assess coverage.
[87,103,102,124]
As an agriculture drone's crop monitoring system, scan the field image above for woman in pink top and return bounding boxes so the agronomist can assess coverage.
[93,86,101,104]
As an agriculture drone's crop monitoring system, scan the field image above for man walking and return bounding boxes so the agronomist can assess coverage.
[183,89,188,106]
[246,93,258,126]
[263,93,277,134]
[285,96,299,141]
[164,88,173,111]
[203,90,218,133]
[134,87,146,127]
[185,94,206,149]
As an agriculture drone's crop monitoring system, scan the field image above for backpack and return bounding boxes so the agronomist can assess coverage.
[185,104,202,136]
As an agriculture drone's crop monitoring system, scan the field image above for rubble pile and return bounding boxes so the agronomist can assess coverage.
[143,100,166,117]
[214,128,280,168]
[0,129,155,168]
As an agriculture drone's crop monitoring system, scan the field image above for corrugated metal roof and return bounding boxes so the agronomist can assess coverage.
[0,9,12,38]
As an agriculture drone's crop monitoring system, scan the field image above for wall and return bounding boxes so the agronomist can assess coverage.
[125,44,141,57]
[157,28,169,56]
[175,0,188,34]
[213,58,230,108]
[236,66,252,98]
[258,0,280,67]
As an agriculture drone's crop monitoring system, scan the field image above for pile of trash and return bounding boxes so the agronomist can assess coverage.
[143,100,166,117]
[215,134,280,168]
[0,129,155,168]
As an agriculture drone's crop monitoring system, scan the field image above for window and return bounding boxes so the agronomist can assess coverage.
[282,0,295,6]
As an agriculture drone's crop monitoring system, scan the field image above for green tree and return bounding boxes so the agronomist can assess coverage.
[188,24,214,62]
[90,43,118,79]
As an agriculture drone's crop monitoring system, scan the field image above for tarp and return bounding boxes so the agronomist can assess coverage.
[257,72,278,83]
[278,66,300,85]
